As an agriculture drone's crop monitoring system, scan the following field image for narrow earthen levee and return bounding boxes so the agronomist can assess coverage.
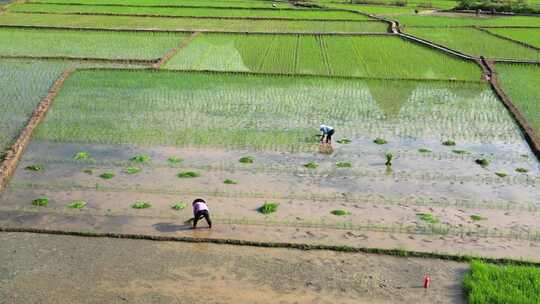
[152,31,201,69]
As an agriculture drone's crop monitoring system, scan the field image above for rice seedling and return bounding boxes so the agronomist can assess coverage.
[171,202,186,210]
[452,150,469,155]
[223,178,238,184]
[124,166,141,174]
[83,169,94,175]
[73,152,90,160]
[32,197,49,206]
[304,161,318,169]
[515,167,529,173]
[394,14,539,27]
[28,0,290,8]
[485,28,540,49]
[259,202,278,214]
[374,138,388,145]
[495,172,507,177]
[132,201,151,209]
[336,162,352,168]
[167,156,183,165]
[475,159,490,167]
[1,13,387,34]
[331,209,350,216]
[0,27,187,60]
[442,140,456,146]
[464,260,540,304]
[418,148,432,153]
[68,200,87,209]
[25,164,44,172]
[336,138,351,144]
[385,152,394,167]
[417,213,440,224]
[239,156,254,164]
[130,155,151,164]
[99,172,115,179]
[177,171,200,178]
[470,215,486,221]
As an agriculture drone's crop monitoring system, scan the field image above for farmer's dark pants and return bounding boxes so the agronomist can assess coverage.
[325,129,335,143]
[194,210,212,228]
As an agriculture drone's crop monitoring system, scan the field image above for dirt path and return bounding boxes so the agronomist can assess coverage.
[0,232,467,303]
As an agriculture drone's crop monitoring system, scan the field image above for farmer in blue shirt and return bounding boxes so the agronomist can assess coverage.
[320,124,335,144]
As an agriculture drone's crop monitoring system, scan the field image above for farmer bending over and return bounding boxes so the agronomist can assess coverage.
[192,198,212,229]
[319,124,335,144]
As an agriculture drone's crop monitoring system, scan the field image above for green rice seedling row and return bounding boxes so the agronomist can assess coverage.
[28,0,293,9]
[406,27,540,60]
[10,3,373,20]
[165,33,482,80]
[0,13,388,33]
[395,14,540,27]
[496,64,540,134]
[484,28,540,49]
[0,28,187,60]
[34,70,526,152]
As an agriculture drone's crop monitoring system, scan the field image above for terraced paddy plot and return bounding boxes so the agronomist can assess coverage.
[497,64,540,134]
[164,33,482,80]
[35,70,525,152]
[10,3,372,20]
[485,28,540,49]
[406,27,540,61]
[0,28,186,60]
[0,59,138,158]
[395,14,540,27]
[27,0,293,8]
[0,13,387,33]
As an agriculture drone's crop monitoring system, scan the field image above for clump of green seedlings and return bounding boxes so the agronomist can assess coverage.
[83,168,94,175]
[304,161,318,169]
[32,197,49,206]
[331,209,350,216]
[74,152,89,160]
[337,138,351,144]
[418,148,432,153]
[132,201,151,209]
[124,166,141,174]
[452,150,469,155]
[470,215,486,221]
[171,202,186,210]
[385,152,394,167]
[68,200,87,209]
[336,162,351,168]
[131,155,151,164]
[515,167,528,173]
[417,213,440,224]
[442,140,456,146]
[25,164,44,172]
[99,172,115,179]
[259,202,279,214]
[167,156,183,165]
[374,138,388,145]
[495,172,507,178]
[239,156,254,164]
[223,178,238,184]
[475,159,490,167]
[177,171,200,178]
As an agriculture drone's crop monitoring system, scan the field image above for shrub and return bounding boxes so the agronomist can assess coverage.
[259,202,278,214]
[132,201,151,209]
[417,213,439,224]
[74,152,89,160]
[374,138,388,145]
[177,171,199,178]
[99,172,115,179]
[239,156,254,164]
[171,202,186,210]
[32,197,49,206]
[331,209,350,216]
[304,161,318,169]
[223,178,238,184]
[68,200,87,209]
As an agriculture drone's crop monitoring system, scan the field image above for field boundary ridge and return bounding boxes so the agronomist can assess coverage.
[152,31,200,68]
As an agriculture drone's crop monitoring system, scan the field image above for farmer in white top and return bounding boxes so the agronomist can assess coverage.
[192,198,212,229]
[320,124,335,144]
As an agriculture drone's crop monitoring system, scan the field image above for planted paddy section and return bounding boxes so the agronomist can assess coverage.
[0,13,388,33]
[26,0,294,9]
[163,33,482,80]
[1,70,539,259]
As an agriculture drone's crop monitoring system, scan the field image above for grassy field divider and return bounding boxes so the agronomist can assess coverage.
[483,59,540,160]
[153,31,199,68]
[0,69,75,192]
[1,226,540,266]
[476,27,540,51]
[0,54,156,65]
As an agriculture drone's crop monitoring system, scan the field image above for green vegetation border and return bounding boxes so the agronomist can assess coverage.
[1,226,540,266]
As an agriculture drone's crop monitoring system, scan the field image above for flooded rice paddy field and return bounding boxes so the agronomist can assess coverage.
[1,71,539,258]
